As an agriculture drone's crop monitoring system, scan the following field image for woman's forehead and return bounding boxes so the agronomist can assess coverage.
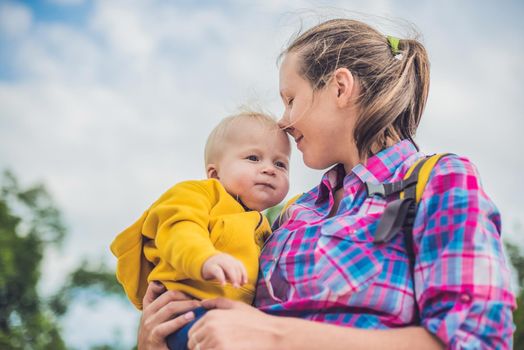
[279,53,298,82]
[279,52,308,93]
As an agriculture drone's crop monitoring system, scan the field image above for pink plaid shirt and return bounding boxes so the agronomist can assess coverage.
[255,140,516,349]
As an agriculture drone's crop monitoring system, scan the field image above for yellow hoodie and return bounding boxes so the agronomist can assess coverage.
[110,179,271,310]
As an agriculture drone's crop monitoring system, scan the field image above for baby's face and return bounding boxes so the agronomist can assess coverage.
[211,120,290,212]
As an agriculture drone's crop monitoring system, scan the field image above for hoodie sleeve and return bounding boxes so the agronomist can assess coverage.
[142,180,220,281]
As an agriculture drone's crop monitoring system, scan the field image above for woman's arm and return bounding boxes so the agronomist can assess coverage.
[137,282,201,350]
[413,156,516,348]
[187,299,444,350]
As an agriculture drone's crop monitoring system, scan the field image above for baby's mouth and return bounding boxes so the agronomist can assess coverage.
[256,183,275,190]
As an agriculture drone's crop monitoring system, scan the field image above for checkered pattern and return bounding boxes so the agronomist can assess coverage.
[255,140,516,349]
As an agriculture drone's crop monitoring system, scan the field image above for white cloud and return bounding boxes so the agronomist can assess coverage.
[62,296,139,349]
[0,1,32,37]
[90,1,156,58]
[48,0,86,5]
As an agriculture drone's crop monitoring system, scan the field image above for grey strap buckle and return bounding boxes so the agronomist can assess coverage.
[365,182,386,197]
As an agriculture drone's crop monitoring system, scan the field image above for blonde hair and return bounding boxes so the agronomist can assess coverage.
[204,110,281,166]
[283,18,430,160]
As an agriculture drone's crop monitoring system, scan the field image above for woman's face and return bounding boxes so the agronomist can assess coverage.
[278,52,357,170]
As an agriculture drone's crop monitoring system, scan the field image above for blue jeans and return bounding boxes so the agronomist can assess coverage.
[166,307,207,350]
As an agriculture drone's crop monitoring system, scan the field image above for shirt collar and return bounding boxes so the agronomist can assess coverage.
[351,139,420,184]
[316,163,345,202]
[314,140,421,203]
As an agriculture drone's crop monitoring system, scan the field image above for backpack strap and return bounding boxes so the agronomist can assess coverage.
[402,153,450,203]
[369,154,450,243]
[366,153,451,323]
[367,158,423,244]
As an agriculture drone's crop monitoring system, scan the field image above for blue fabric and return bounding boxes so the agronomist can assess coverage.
[166,307,207,350]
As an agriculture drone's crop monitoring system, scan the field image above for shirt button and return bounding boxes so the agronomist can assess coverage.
[460,293,472,303]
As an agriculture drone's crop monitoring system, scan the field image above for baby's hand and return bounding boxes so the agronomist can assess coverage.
[201,253,248,288]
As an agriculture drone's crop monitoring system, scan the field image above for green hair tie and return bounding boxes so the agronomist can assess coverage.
[386,35,401,55]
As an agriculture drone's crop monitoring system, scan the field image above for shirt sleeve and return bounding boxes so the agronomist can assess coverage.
[142,180,220,281]
[413,155,516,349]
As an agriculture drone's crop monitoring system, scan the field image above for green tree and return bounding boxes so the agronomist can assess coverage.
[50,260,124,318]
[0,170,126,349]
[0,171,66,349]
[505,240,524,348]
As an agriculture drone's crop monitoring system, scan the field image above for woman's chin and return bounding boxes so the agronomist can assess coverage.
[303,155,333,170]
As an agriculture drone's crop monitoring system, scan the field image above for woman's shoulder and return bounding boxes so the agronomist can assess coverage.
[422,153,490,203]
[429,153,480,178]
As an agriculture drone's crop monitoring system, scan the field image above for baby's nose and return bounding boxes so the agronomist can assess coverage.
[262,164,276,175]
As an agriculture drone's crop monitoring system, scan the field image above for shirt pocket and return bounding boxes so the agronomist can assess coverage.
[267,228,317,302]
[315,223,384,297]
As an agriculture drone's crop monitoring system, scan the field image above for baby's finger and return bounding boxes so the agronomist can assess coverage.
[235,262,244,287]
[223,262,241,288]
[234,260,247,285]
[211,264,226,285]
[239,262,248,285]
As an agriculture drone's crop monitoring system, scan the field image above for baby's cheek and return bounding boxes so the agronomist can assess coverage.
[275,186,289,206]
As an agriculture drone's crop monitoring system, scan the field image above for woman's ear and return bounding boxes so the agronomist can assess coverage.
[207,164,219,179]
[332,68,355,108]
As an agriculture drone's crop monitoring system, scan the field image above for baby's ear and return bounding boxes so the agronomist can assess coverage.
[207,164,219,179]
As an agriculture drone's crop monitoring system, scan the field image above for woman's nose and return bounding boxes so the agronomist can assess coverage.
[277,116,286,129]
[278,117,294,136]
[277,111,290,129]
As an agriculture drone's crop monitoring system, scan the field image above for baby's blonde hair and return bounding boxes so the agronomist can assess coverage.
[204,110,281,167]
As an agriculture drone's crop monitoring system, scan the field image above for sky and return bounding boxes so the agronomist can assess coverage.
[1,0,523,348]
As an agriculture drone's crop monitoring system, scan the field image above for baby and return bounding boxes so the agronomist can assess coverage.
[110,111,290,349]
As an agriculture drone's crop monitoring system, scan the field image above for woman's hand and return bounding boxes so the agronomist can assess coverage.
[187,298,281,350]
[138,282,201,350]
[186,298,444,350]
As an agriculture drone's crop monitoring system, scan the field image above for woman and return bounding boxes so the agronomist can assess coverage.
[137,18,516,350]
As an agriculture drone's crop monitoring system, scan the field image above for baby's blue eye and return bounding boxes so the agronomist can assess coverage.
[275,161,287,169]
[247,155,259,161]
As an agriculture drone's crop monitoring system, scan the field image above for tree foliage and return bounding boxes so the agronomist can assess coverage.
[0,170,66,349]
[0,170,125,349]
[50,260,124,317]
[505,241,524,348]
